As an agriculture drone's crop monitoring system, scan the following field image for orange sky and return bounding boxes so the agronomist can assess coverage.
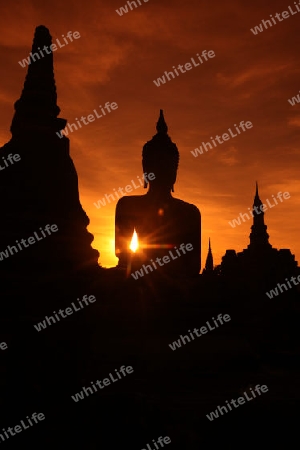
[0,0,299,269]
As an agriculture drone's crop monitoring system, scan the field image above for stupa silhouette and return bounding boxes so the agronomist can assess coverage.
[0,25,99,284]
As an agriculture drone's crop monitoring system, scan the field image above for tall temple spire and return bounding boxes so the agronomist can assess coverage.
[252,181,264,215]
[10,25,66,136]
[249,182,271,249]
[204,238,214,272]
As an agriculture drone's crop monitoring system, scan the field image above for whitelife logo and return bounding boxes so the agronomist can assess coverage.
[250,2,300,35]
[265,274,300,299]
[169,314,231,351]
[18,31,81,68]
[56,102,118,138]
[33,295,96,332]
[0,153,21,171]
[116,0,149,16]
[141,435,171,450]
[93,173,155,209]
[206,385,269,421]
[153,50,215,87]
[71,365,134,402]
[288,90,300,106]
[131,243,193,280]
[0,224,58,261]
[191,121,253,157]
[0,412,45,444]
[228,191,290,228]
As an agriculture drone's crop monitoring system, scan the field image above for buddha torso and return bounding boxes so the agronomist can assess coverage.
[115,193,201,276]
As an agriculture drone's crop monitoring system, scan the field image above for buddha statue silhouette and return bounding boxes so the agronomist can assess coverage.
[115,110,201,277]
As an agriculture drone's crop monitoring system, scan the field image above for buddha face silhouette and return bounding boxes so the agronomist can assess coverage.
[143,155,177,192]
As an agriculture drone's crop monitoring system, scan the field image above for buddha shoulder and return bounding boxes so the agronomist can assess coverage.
[116,195,145,210]
[171,197,200,217]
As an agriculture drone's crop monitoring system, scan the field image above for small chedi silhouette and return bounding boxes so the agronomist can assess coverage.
[115,110,201,277]
[0,25,99,285]
[216,183,298,282]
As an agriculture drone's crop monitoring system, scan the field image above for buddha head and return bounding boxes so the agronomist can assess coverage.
[142,110,179,193]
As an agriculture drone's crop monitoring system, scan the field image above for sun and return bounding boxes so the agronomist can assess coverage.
[129,229,139,253]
